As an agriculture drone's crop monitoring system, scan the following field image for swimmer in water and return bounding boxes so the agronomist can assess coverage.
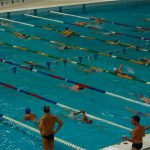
[133,27,148,32]
[58,45,68,50]
[108,40,120,45]
[0,21,12,28]
[138,94,150,104]
[90,16,104,24]
[16,33,29,39]
[24,108,37,122]
[72,110,93,124]
[140,58,150,65]
[79,68,96,74]
[126,107,150,117]
[64,27,78,37]
[145,18,150,22]
[114,64,134,79]
[71,84,85,91]
[75,21,89,26]
[60,83,85,92]
[114,64,123,74]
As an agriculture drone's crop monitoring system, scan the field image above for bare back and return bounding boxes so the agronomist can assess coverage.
[40,114,57,136]
[132,125,145,143]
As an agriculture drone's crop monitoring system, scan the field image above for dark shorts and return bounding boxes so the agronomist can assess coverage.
[42,134,54,142]
[132,143,143,150]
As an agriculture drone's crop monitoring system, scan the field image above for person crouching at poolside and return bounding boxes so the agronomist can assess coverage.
[39,106,63,150]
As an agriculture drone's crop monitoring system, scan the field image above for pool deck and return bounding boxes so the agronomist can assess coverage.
[102,134,150,150]
[0,0,117,13]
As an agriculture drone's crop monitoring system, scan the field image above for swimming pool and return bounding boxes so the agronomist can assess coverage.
[0,0,150,149]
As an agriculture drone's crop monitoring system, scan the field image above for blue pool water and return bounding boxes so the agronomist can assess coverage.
[0,1,150,149]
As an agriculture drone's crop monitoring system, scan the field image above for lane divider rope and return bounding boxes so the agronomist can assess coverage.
[0,41,150,85]
[49,11,150,31]
[0,27,148,66]
[0,58,150,108]
[0,114,86,150]
[23,14,150,52]
[0,82,132,131]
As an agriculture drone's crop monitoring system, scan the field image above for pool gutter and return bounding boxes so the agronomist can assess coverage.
[101,134,150,150]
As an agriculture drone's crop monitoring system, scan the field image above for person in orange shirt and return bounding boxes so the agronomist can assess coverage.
[122,116,145,150]
[24,108,37,122]
[39,106,63,150]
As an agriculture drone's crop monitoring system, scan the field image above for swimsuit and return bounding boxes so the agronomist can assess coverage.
[42,134,54,141]
[132,143,143,150]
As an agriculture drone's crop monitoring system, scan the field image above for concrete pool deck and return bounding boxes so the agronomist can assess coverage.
[0,0,117,13]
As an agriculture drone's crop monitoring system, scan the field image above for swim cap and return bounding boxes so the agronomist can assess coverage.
[44,106,50,113]
[138,94,143,98]
[25,108,31,114]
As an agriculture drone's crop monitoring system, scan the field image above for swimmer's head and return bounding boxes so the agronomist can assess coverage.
[25,108,31,114]
[64,46,68,49]
[138,94,144,98]
[113,68,117,71]
[44,106,50,113]
[65,27,69,30]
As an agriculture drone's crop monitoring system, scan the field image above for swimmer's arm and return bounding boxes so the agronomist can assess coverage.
[145,126,150,130]
[53,117,63,134]
[73,111,83,116]
[141,97,150,104]
[126,107,137,114]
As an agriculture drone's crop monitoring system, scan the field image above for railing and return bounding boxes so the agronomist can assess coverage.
[0,0,31,7]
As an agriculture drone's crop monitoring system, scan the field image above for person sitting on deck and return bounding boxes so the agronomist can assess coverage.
[138,94,150,104]
[24,108,37,122]
[72,110,93,124]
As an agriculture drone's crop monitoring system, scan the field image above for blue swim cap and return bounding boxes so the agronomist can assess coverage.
[25,108,31,114]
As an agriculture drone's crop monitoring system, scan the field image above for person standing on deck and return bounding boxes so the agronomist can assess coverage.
[122,116,145,150]
[39,106,63,150]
